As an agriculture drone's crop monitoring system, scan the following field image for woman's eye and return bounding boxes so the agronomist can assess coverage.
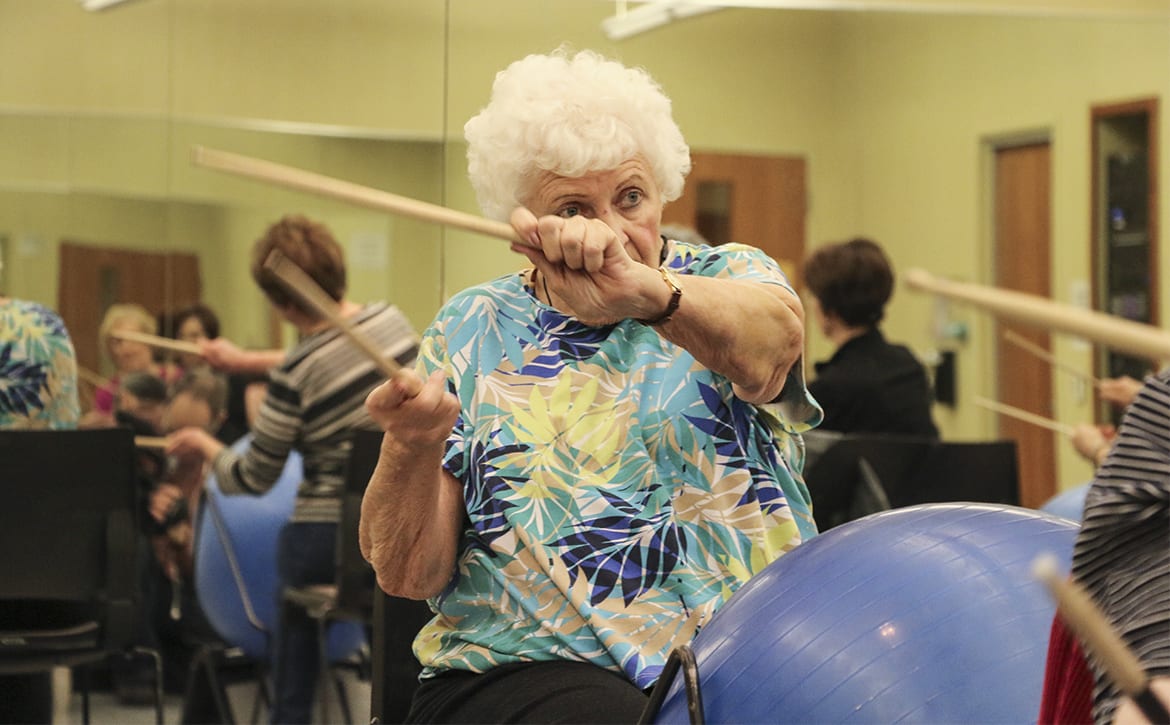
[557,204,582,218]
[619,189,643,208]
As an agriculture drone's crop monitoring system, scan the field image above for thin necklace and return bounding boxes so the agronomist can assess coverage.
[541,271,551,307]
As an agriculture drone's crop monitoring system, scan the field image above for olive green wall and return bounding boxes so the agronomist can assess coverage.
[0,0,1165,490]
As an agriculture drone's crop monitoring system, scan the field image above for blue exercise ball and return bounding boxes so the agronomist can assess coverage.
[1039,482,1090,523]
[653,503,1077,724]
[194,435,366,662]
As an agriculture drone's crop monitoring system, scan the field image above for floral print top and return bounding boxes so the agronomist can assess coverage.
[0,299,80,429]
[413,239,821,689]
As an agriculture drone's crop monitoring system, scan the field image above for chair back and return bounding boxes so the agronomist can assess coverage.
[0,427,138,661]
[803,432,1021,531]
[192,435,365,661]
[333,429,381,617]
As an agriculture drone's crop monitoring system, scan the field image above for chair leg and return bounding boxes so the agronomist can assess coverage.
[132,646,165,725]
[332,667,353,724]
[317,618,330,724]
[79,665,91,725]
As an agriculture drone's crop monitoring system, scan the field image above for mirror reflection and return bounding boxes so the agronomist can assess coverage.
[0,0,1165,485]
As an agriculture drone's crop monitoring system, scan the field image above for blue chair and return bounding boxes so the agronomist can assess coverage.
[191,435,366,722]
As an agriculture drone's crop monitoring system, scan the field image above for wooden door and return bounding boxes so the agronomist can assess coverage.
[58,242,201,405]
[994,142,1054,508]
[663,151,806,285]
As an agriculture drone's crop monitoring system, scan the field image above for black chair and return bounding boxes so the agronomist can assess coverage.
[888,439,1021,507]
[802,431,1021,531]
[0,427,163,724]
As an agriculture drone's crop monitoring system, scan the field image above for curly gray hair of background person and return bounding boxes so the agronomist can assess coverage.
[464,47,692,222]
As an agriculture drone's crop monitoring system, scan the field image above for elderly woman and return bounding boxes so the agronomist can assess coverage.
[360,49,820,722]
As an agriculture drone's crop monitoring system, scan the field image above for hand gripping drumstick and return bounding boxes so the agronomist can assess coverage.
[192,146,521,244]
[262,249,423,397]
[1033,555,1170,724]
[904,269,1170,361]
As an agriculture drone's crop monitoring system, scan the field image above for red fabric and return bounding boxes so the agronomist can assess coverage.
[1038,614,1095,724]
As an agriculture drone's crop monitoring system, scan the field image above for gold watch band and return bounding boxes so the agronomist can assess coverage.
[636,266,682,325]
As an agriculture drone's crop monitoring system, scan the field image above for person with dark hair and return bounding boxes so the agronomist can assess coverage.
[802,237,938,438]
[166,302,268,445]
[166,214,420,724]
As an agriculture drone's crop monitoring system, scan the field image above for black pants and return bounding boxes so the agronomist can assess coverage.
[407,661,649,724]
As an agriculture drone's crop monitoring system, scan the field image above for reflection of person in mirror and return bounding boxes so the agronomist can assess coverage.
[84,303,181,429]
[0,288,81,722]
[359,48,820,723]
[165,302,269,446]
[802,237,939,438]
[165,214,420,725]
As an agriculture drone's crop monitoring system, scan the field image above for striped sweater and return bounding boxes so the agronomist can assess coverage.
[212,302,418,523]
[1072,368,1170,724]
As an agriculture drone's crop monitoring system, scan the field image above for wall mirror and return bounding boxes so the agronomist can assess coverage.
[0,0,1165,493]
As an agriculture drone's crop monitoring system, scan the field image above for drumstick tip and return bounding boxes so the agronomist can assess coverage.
[903,267,933,289]
[1031,552,1061,584]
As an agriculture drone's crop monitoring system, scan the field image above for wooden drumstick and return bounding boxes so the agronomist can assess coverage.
[110,329,203,356]
[135,436,168,449]
[192,146,523,245]
[904,269,1170,361]
[1033,555,1170,724]
[973,396,1076,436]
[262,250,422,396]
[1002,330,1102,387]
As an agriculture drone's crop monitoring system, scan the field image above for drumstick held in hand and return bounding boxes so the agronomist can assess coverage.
[1002,330,1102,387]
[973,396,1076,436]
[135,436,168,449]
[1033,555,1170,724]
[262,250,422,396]
[110,329,203,356]
[193,146,522,245]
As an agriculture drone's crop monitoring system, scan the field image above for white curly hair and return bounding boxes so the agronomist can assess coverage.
[464,48,692,222]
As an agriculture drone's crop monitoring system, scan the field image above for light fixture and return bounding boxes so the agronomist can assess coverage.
[602,0,1170,39]
[79,0,145,11]
[601,2,723,40]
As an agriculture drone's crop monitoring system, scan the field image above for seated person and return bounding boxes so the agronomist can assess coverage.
[803,237,939,438]
[359,48,819,723]
[1038,368,1169,724]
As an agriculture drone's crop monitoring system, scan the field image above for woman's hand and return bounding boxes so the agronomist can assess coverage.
[365,369,460,451]
[166,427,225,467]
[509,208,665,326]
[1070,423,1116,466]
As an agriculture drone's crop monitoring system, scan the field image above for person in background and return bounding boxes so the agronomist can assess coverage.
[0,296,80,430]
[1070,373,1153,468]
[166,214,420,724]
[1038,368,1169,725]
[84,303,180,428]
[802,237,939,438]
[167,302,269,445]
[145,369,228,694]
[0,290,81,723]
[359,48,819,723]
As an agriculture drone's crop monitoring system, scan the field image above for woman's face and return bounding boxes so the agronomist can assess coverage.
[107,319,154,373]
[524,157,664,266]
[176,315,211,368]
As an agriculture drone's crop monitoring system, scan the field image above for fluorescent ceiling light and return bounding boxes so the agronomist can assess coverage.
[603,0,1170,39]
[79,0,144,11]
[602,2,722,40]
